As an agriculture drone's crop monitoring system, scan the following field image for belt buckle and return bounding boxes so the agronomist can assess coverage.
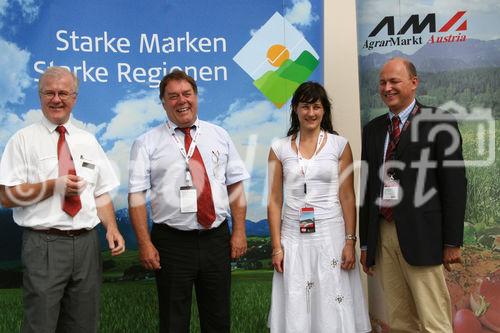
[66,230,76,237]
[198,227,212,234]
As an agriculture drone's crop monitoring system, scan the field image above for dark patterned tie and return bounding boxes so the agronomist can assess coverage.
[183,127,216,228]
[56,125,82,217]
[380,116,401,222]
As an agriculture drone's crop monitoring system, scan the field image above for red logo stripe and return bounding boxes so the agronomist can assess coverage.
[439,11,466,32]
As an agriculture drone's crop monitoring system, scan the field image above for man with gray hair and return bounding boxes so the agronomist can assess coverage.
[0,67,125,333]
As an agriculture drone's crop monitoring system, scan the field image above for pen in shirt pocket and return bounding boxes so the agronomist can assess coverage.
[212,150,220,164]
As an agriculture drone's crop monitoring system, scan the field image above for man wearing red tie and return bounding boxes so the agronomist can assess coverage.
[0,67,125,333]
[359,58,467,332]
[128,70,249,333]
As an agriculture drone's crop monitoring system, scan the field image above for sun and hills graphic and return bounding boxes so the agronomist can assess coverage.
[254,44,319,108]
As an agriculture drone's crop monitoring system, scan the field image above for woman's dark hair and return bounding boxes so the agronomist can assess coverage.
[286,81,335,136]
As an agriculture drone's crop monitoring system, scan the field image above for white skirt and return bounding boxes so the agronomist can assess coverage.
[268,215,372,333]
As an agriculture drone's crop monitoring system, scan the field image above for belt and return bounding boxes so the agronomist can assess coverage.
[154,219,228,235]
[28,227,91,237]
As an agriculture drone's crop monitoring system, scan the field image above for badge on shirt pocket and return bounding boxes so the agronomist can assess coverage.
[77,157,98,185]
[299,207,315,233]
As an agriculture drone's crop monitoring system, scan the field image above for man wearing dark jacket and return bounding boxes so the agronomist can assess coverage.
[359,57,466,332]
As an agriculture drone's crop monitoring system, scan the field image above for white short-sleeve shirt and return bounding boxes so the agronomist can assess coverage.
[0,116,119,230]
[128,119,250,230]
[271,133,348,220]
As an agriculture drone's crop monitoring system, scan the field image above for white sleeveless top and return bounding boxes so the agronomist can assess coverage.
[271,133,348,221]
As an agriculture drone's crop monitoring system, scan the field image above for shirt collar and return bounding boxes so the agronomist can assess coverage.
[388,99,415,125]
[167,118,200,132]
[41,115,75,135]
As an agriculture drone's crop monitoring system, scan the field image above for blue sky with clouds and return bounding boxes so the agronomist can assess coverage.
[0,0,323,220]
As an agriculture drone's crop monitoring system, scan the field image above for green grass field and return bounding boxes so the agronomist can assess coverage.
[0,270,273,333]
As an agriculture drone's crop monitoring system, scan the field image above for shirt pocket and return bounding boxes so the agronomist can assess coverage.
[210,149,228,183]
[37,155,58,181]
[76,158,98,185]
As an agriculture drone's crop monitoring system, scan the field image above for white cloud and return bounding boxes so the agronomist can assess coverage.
[72,117,106,136]
[0,109,22,144]
[0,0,8,15]
[0,0,40,26]
[285,0,318,27]
[0,108,44,148]
[15,0,40,23]
[97,91,169,208]
[0,38,31,107]
[212,99,290,220]
[105,139,135,209]
[101,91,165,142]
[214,99,289,173]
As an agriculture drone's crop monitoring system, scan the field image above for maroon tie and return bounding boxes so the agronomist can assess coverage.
[183,127,216,228]
[56,125,82,217]
[380,116,401,222]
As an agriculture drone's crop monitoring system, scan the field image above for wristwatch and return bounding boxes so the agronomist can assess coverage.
[345,234,357,241]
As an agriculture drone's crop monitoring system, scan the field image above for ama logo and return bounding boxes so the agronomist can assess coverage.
[233,12,320,108]
[362,11,468,50]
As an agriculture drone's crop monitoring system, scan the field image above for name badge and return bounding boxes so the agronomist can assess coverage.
[299,207,315,233]
[382,178,400,201]
[180,186,197,213]
[82,161,95,169]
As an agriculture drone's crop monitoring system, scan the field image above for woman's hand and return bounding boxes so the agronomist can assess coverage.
[272,248,284,273]
[341,241,355,270]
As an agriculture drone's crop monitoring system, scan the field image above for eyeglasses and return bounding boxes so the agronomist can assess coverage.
[39,90,77,101]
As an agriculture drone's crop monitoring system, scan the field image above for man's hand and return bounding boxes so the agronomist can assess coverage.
[443,246,462,271]
[139,241,161,270]
[56,174,87,197]
[230,231,247,259]
[360,249,375,276]
[106,228,125,256]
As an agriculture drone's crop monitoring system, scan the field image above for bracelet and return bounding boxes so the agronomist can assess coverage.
[271,249,283,256]
[345,234,357,241]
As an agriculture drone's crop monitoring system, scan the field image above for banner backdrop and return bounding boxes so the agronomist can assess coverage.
[0,1,323,331]
[356,1,499,332]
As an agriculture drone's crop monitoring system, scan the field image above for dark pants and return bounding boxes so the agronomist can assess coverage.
[151,221,231,333]
[21,228,102,333]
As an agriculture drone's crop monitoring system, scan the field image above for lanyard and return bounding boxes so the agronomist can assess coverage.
[295,130,324,176]
[295,130,324,206]
[167,121,202,185]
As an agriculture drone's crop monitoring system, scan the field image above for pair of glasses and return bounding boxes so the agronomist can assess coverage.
[39,91,77,100]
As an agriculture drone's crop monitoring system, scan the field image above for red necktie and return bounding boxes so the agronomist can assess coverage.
[380,116,401,222]
[183,127,216,228]
[56,125,82,217]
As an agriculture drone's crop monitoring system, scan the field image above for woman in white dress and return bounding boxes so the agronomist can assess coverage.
[267,82,371,333]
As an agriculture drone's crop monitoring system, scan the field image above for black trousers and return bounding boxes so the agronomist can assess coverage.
[151,221,231,333]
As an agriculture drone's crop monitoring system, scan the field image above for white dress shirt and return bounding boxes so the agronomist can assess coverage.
[0,116,119,230]
[128,118,250,230]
